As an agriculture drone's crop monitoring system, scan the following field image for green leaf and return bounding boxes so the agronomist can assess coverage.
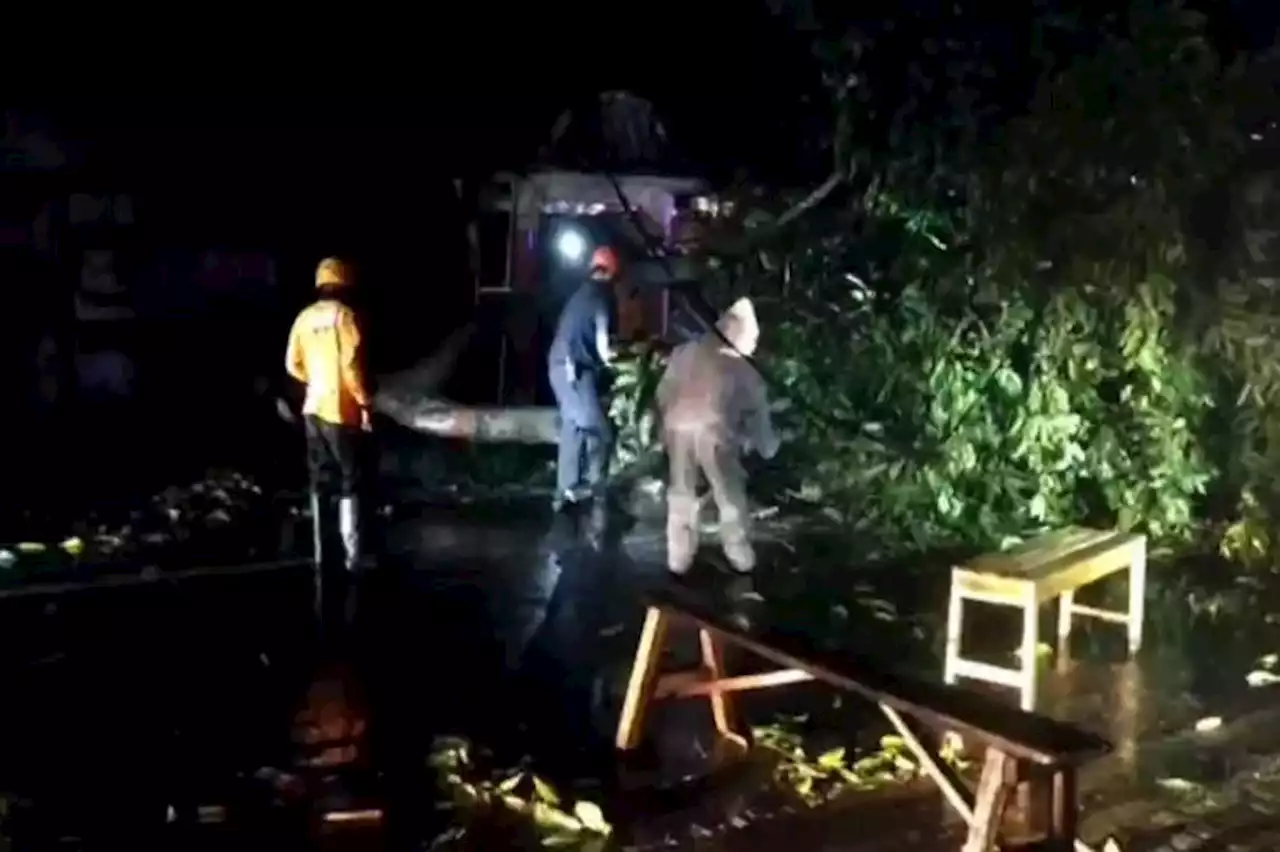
[879,734,906,751]
[817,747,846,768]
[541,833,579,847]
[532,775,561,806]
[573,800,612,835]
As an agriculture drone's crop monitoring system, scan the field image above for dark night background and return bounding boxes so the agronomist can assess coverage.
[1,0,1275,512]
[37,0,1279,187]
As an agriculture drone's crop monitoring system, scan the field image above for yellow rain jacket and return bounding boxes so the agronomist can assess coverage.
[285,298,370,427]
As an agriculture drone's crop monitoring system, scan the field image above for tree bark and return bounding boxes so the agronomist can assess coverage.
[370,322,560,444]
[379,400,559,444]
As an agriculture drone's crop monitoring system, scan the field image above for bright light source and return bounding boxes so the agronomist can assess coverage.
[556,229,588,264]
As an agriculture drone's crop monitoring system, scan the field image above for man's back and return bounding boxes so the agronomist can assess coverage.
[550,282,610,370]
[658,338,768,438]
[285,298,369,426]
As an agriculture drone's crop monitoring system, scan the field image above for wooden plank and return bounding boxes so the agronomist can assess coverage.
[1005,527,1107,563]
[951,658,1026,689]
[880,702,975,827]
[616,607,671,751]
[955,534,1141,603]
[651,583,1110,765]
[1023,533,1140,582]
[1066,604,1128,624]
[654,667,814,699]
[1029,536,1141,601]
[952,570,1032,602]
[963,528,1114,576]
[699,628,749,749]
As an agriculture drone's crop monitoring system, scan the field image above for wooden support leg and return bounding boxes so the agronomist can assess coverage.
[963,748,1014,852]
[1019,587,1040,712]
[698,628,749,751]
[1050,767,1079,844]
[1011,764,1085,851]
[1116,660,1141,774]
[944,577,965,685]
[1057,590,1074,652]
[1013,763,1053,842]
[1127,542,1146,655]
[615,607,670,751]
[880,703,974,827]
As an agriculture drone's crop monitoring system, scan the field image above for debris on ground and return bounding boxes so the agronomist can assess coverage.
[0,469,282,574]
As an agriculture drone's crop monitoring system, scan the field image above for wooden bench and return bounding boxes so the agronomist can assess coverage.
[617,580,1111,852]
[943,527,1147,711]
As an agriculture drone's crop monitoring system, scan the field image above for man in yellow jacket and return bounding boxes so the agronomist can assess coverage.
[285,258,372,596]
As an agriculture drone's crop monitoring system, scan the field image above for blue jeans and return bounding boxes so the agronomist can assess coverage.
[548,359,612,498]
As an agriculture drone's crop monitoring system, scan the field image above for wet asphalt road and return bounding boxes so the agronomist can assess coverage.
[0,490,666,847]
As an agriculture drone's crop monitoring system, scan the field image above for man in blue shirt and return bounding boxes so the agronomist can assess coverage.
[548,246,619,511]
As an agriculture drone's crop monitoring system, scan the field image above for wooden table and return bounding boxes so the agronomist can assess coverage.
[617,579,1110,852]
[943,527,1147,711]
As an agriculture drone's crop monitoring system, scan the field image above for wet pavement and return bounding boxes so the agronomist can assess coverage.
[339,490,1280,851]
[4,445,1280,849]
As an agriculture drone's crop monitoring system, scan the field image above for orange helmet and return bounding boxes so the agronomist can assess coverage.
[589,246,620,280]
[315,257,352,289]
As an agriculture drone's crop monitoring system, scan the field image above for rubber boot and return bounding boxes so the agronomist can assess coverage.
[309,491,326,623]
[338,496,362,574]
[584,494,609,552]
[342,572,361,645]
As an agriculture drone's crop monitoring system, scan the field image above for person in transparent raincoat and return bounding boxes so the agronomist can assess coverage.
[656,297,780,575]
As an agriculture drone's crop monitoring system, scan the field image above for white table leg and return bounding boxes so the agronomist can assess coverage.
[944,577,965,685]
[1019,586,1039,711]
[1057,590,1074,645]
[1128,542,1147,654]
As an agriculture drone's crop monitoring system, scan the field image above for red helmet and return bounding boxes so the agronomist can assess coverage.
[589,246,620,279]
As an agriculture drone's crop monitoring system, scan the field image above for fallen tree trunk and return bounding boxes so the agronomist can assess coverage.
[376,396,559,444]
[369,320,563,444]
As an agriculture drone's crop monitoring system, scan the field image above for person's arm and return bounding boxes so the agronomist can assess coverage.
[739,369,781,459]
[655,361,675,416]
[655,343,691,416]
[337,307,373,429]
[284,313,307,383]
[594,300,613,367]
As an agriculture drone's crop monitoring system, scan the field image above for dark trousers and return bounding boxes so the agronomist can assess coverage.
[548,361,612,497]
[304,416,364,498]
[303,416,369,634]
